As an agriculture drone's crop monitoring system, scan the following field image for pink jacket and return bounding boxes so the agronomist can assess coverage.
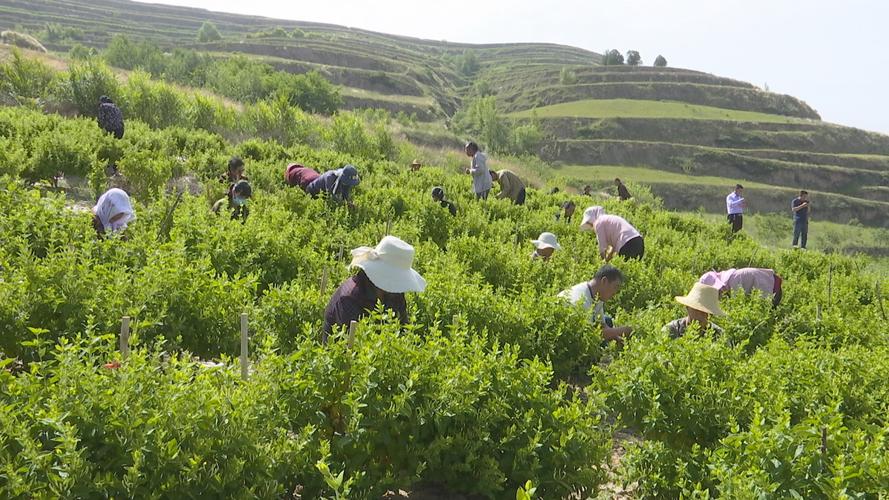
[594,215,641,257]
[700,268,777,295]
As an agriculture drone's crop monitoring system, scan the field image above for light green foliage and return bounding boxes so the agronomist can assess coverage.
[0,48,56,100]
[62,59,120,117]
[0,53,887,498]
[196,21,222,43]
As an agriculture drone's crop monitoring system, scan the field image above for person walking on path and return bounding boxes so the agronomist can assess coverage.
[322,235,426,342]
[92,188,135,237]
[580,206,645,260]
[97,96,124,139]
[431,187,457,216]
[699,267,783,308]
[490,169,526,205]
[530,232,561,261]
[664,282,726,338]
[556,200,576,223]
[464,141,492,200]
[615,178,632,201]
[726,184,747,233]
[791,190,810,249]
[558,264,633,342]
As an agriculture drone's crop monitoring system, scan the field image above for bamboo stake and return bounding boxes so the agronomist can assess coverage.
[320,265,329,295]
[827,261,833,310]
[347,320,358,349]
[240,313,249,381]
[385,216,392,236]
[119,316,131,360]
[877,281,887,321]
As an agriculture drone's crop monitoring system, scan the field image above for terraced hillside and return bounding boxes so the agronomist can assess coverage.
[2,0,888,228]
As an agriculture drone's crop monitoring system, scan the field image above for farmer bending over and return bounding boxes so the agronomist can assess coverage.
[580,206,645,260]
[559,264,632,342]
[664,282,726,338]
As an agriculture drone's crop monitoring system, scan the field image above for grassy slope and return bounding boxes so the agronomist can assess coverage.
[510,99,806,123]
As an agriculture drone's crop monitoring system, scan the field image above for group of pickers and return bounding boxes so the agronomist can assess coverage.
[90,102,795,344]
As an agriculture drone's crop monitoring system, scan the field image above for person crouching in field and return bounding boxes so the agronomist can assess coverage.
[664,282,726,338]
[490,169,526,205]
[615,178,632,201]
[530,232,561,261]
[556,200,576,223]
[322,236,426,343]
[580,206,645,260]
[97,96,124,139]
[285,164,360,207]
[699,267,783,308]
[558,264,633,343]
[431,187,457,216]
[212,180,252,222]
[92,188,135,238]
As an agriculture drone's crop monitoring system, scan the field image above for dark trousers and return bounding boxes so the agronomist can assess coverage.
[618,236,645,259]
[476,189,490,200]
[514,187,526,205]
[792,219,808,248]
[728,214,743,233]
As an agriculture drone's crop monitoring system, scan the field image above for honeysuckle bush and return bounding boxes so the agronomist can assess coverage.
[0,75,888,496]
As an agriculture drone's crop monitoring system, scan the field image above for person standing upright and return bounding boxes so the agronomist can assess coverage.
[97,96,124,139]
[464,141,492,200]
[726,184,746,233]
[791,190,810,249]
[615,178,632,201]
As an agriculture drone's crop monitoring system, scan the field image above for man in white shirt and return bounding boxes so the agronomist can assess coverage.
[726,184,747,233]
[464,141,492,200]
[558,264,632,342]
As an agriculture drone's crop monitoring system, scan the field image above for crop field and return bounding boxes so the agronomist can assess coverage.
[1,5,889,498]
[510,98,806,123]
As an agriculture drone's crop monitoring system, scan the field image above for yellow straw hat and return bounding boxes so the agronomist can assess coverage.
[675,282,726,316]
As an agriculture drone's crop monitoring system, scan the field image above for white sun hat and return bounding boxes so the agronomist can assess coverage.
[531,232,562,250]
[675,282,726,317]
[349,235,426,293]
[580,206,604,231]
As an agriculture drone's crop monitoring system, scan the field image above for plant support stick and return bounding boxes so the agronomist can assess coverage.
[240,313,249,380]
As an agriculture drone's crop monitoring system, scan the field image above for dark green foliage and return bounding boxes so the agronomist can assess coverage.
[654,54,668,67]
[626,50,642,66]
[602,49,625,65]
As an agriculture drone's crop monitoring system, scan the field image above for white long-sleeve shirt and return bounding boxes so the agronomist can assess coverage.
[726,192,745,215]
[469,152,493,194]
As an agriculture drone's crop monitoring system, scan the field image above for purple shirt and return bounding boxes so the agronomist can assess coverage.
[322,274,407,338]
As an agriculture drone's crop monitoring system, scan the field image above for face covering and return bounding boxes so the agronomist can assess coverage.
[232,196,247,207]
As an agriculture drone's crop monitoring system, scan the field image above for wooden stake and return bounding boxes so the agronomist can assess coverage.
[816,304,822,322]
[877,281,887,321]
[240,313,249,381]
[119,316,131,360]
[820,427,828,457]
[385,216,392,236]
[347,320,357,349]
[320,265,329,295]
[827,262,833,310]
[337,243,344,262]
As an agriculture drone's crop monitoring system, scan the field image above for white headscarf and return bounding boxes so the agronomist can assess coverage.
[580,206,605,231]
[93,188,135,233]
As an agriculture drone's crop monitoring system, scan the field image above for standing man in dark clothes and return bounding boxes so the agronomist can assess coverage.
[726,184,747,233]
[615,178,632,201]
[97,96,124,139]
[322,236,426,342]
[791,190,810,249]
[431,187,457,216]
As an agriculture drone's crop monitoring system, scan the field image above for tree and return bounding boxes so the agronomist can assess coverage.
[559,67,577,85]
[654,55,668,67]
[602,49,624,66]
[196,21,222,43]
[626,50,642,66]
[456,49,480,76]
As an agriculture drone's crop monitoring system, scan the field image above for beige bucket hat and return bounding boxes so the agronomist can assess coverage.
[580,206,605,231]
[675,282,726,316]
[531,232,562,250]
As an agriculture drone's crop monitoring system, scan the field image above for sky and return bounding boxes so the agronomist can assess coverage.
[144,0,889,134]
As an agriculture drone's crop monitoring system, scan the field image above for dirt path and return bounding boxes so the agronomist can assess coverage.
[597,429,639,499]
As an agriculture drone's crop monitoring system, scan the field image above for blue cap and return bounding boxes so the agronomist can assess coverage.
[339,164,360,186]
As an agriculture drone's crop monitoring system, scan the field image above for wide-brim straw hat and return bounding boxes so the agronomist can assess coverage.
[531,232,562,250]
[675,282,726,317]
[580,206,604,231]
[350,235,426,294]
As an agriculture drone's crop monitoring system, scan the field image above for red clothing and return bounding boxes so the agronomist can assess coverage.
[285,164,320,189]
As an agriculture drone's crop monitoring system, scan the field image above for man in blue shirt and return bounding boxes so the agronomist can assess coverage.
[725,184,747,233]
[791,190,810,249]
